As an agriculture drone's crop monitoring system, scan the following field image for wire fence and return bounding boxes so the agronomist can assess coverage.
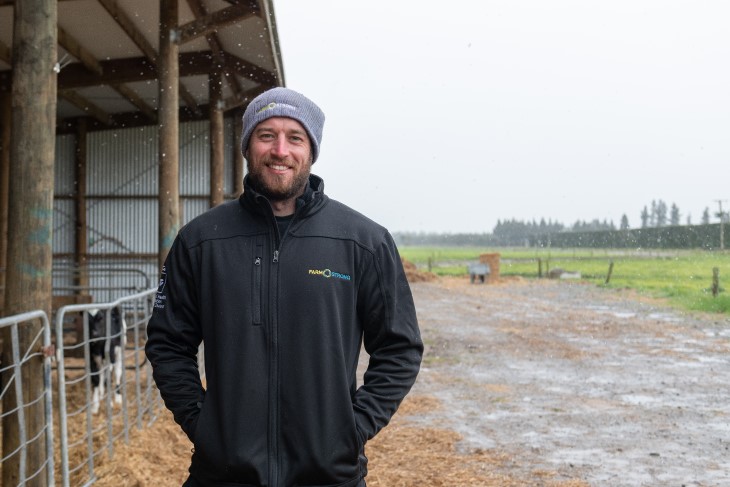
[0,287,164,487]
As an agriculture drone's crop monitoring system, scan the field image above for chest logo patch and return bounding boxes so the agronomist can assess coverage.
[308,268,352,281]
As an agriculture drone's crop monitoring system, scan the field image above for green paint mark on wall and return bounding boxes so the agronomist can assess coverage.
[161,227,179,249]
[18,263,49,279]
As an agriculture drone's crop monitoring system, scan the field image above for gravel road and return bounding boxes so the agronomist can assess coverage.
[406,277,730,487]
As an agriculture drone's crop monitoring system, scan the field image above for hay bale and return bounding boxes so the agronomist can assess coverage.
[479,253,501,282]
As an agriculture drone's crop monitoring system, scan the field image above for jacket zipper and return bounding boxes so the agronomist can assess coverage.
[267,214,280,487]
[260,196,307,486]
[253,256,262,325]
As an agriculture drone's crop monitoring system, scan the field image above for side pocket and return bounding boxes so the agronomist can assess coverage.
[252,243,263,326]
[191,395,205,444]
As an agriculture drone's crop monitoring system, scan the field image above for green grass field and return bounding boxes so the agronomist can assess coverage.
[399,246,730,314]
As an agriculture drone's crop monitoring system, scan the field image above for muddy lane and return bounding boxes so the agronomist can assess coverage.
[407,277,730,486]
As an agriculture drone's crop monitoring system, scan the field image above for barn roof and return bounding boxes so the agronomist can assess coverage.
[0,0,285,133]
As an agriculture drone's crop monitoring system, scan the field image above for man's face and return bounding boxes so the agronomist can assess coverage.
[246,117,313,202]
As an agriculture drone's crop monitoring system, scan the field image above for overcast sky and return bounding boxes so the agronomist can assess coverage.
[273,1,730,234]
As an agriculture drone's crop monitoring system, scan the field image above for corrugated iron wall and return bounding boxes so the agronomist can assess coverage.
[52,118,239,302]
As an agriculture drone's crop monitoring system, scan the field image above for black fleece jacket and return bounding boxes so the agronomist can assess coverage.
[145,175,423,487]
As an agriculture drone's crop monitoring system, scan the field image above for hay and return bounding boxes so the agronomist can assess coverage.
[91,394,587,487]
[402,258,438,283]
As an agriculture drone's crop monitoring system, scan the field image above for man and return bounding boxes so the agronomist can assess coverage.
[145,87,423,487]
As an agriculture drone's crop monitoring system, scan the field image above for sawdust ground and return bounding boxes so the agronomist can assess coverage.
[91,393,586,487]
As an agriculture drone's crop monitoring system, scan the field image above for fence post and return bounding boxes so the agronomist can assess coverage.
[537,258,542,278]
[712,267,719,297]
[605,260,614,284]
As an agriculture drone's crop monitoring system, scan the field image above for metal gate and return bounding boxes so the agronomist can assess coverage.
[0,286,162,487]
[0,310,55,486]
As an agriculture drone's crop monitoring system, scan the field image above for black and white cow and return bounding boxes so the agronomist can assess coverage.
[87,306,126,415]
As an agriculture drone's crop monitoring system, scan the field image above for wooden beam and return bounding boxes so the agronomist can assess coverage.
[3,0,57,484]
[158,0,181,269]
[96,0,158,64]
[51,52,213,90]
[233,110,244,196]
[185,0,243,98]
[55,102,215,134]
[97,0,201,118]
[55,56,157,89]
[74,119,89,291]
[9,51,272,92]
[0,39,11,64]
[222,85,267,112]
[0,94,10,311]
[178,83,201,116]
[57,25,103,75]
[109,83,157,121]
[0,0,76,4]
[59,89,113,126]
[209,67,224,207]
[223,51,277,86]
[176,2,259,45]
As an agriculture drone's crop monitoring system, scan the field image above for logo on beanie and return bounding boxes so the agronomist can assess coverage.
[257,102,297,114]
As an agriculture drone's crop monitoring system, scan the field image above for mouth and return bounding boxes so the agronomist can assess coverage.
[266,162,291,172]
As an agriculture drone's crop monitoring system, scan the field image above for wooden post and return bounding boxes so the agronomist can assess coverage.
[712,267,719,298]
[605,260,614,284]
[74,119,89,293]
[537,258,542,278]
[158,0,180,270]
[209,64,224,207]
[0,93,11,312]
[233,109,244,196]
[3,0,57,485]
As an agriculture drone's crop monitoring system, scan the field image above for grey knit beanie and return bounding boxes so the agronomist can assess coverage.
[240,87,325,162]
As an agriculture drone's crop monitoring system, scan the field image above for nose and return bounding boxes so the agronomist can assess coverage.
[271,135,289,158]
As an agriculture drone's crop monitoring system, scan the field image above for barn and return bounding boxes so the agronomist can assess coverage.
[1,0,285,313]
[0,1,285,484]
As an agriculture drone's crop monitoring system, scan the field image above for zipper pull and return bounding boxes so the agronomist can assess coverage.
[273,250,279,263]
[254,257,261,266]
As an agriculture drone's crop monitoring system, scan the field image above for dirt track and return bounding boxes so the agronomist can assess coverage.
[410,277,730,486]
[94,277,730,486]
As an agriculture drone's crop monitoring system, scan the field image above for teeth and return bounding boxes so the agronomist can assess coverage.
[271,164,288,170]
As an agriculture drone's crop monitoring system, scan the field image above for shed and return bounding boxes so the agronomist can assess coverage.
[0,0,285,315]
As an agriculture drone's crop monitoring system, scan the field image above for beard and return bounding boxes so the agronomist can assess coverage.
[246,158,311,202]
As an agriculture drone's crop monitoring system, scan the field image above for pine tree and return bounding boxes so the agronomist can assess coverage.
[640,206,649,228]
[656,200,668,227]
[670,203,680,226]
[620,214,629,230]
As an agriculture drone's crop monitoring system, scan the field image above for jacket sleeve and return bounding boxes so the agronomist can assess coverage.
[352,230,423,443]
[145,235,205,442]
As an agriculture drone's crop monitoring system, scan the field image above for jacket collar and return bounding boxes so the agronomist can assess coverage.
[239,174,326,217]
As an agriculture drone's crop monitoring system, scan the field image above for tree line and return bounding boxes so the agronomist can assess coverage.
[394,199,728,248]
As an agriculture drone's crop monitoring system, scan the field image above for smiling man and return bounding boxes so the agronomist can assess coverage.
[145,87,423,487]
